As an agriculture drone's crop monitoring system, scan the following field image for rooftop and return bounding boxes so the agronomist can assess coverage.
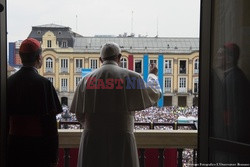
[73,37,199,54]
[28,24,199,54]
[32,23,69,28]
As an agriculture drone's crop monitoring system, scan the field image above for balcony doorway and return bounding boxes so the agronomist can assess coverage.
[178,96,187,107]
[61,97,68,106]
[164,96,172,106]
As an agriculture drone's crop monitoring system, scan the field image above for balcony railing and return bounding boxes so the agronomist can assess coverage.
[61,87,68,92]
[75,68,82,73]
[164,69,172,74]
[45,68,53,73]
[58,121,197,130]
[58,122,197,167]
[164,87,171,93]
[59,129,197,167]
[179,69,186,74]
[61,68,68,73]
[178,88,187,93]
[194,69,199,74]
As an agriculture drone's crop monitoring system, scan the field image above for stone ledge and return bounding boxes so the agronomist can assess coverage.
[59,129,197,149]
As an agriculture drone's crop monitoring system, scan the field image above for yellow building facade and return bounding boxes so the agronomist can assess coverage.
[26,24,199,107]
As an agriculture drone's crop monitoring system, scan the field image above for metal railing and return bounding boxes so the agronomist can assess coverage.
[58,121,197,130]
[194,69,199,74]
[75,68,82,73]
[61,87,68,92]
[61,68,68,73]
[178,88,187,93]
[45,68,53,73]
[164,69,172,74]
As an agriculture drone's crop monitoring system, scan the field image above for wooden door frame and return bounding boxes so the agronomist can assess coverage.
[0,0,7,166]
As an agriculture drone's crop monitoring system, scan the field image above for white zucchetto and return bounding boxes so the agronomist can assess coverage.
[100,42,121,59]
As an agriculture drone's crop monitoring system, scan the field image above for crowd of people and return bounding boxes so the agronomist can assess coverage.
[135,106,198,123]
[135,106,198,165]
[134,106,198,130]
[57,105,198,130]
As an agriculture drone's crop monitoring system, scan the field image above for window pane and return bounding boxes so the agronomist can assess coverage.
[135,60,142,73]
[179,77,186,92]
[46,58,53,72]
[47,40,51,47]
[90,59,97,69]
[210,0,250,162]
[165,60,172,74]
[119,58,127,68]
[61,59,68,72]
[179,60,186,74]
[164,77,171,93]
[194,59,199,74]
[75,77,82,87]
[61,78,68,91]
[76,59,83,72]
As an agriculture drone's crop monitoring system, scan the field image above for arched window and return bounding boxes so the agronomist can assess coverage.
[194,58,199,74]
[45,57,53,72]
[120,58,127,68]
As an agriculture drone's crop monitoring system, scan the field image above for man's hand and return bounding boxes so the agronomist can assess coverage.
[149,63,158,75]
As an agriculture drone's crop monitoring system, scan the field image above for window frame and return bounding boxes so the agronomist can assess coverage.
[178,59,188,74]
[75,58,84,73]
[45,57,53,73]
[194,58,199,74]
[164,76,173,93]
[0,2,8,165]
[74,76,82,90]
[120,57,128,68]
[199,0,250,162]
[193,77,199,94]
[60,78,68,92]
[178,76,187,93]
[89,58,98,70]
[164,59,173,74]
[134,58,143,74]
[47,40,52,48]
[61,40,68,48]
[60,58,69,73]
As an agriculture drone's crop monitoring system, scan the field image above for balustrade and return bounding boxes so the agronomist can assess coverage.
[58,121,197,167]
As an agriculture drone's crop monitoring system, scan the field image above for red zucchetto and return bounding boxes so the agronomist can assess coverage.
[19,38,41,54]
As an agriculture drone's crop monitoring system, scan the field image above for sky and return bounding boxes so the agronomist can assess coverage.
[7,0,200,42]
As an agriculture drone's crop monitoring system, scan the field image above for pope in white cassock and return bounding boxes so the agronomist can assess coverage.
[70,42,162,167]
